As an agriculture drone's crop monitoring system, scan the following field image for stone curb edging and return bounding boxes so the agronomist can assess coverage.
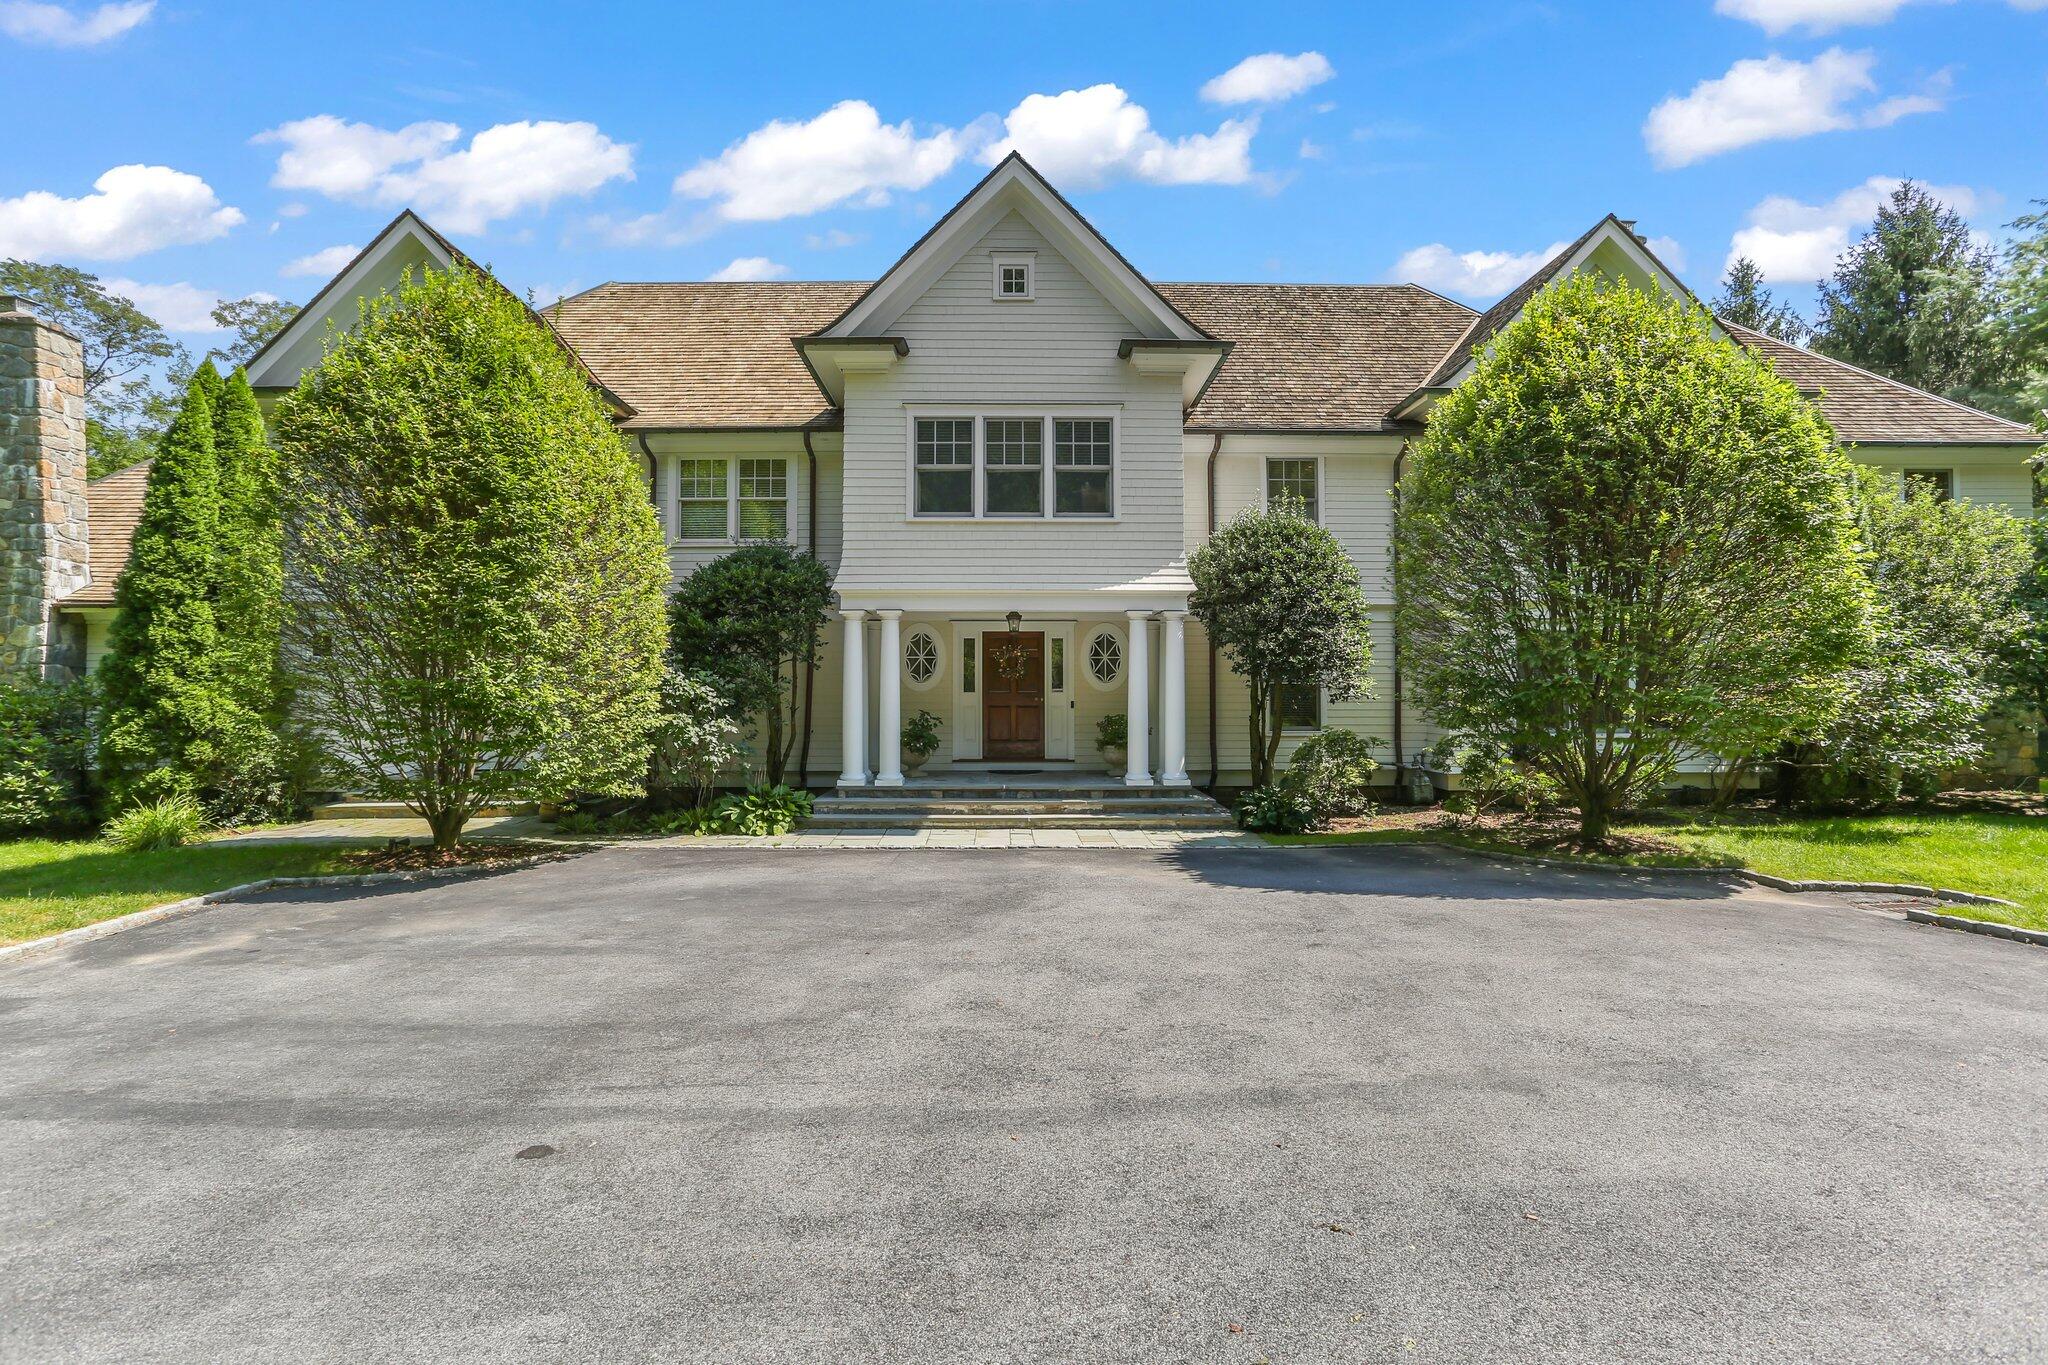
[1902,908,2048,948]
[0,857,563,966]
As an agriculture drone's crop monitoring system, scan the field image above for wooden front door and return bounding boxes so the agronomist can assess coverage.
[982,631,1045,759]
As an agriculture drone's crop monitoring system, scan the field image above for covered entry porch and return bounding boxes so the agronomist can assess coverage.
[833,591,1193,789]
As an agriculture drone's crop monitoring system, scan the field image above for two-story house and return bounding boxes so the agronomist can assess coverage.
[24,154,2036,792]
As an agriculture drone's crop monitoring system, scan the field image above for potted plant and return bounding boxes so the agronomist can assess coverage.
[902,709,943,773]
[1096,713,1128,770]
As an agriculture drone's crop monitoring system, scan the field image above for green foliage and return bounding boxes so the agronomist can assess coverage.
[1095,712,1128,753]
[272,265,671,849]
[649,668,744,807]
[667,543,833,785]
[208,296,297,369]
[1988,202,2048,434]
[1188,496,1372,787]
[1233,782,1319,835]
[97,366,228,808]
[1425,736,1561,821]
[104,794,207,852]
[2002,513,2048,749]
[1,257,185,474]
[1812,181,2004,401]
[1801,469,2032,800]
[0,678,96,835]
[1283,728,1382,823]
[1714,257,1807,343]
[1396,275,1871,844]
[902,709,943,760]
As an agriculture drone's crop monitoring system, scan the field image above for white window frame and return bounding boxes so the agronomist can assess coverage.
[1263,455,1323,523]
[1083,625,1125,691]
[669,454,792,545]
[903,407,1120,521]
[902,626,944,692]
[991,251,1036,302]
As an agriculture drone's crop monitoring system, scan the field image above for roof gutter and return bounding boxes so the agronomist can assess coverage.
[798,429,821,789]
[1391,439,1409,791]
[1206,432,1222,792]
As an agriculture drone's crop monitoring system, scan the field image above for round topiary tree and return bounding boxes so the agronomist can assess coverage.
[271,266,671,849]
[1396,274,1872,846]
[1188,496,1373,788]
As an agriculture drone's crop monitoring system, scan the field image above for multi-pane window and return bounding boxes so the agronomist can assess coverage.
[737,459,788,539]
[676,459,730,541]
[904,629,940,686]
[1087,630,1123,686]
[993,254,1033,300]
[984,418,1043,516]
[1904,469,1954,502]
[1267,458,1319,521]
[915,418,974,516]
[1275,683,1321,731]
[1054,419,1114,516]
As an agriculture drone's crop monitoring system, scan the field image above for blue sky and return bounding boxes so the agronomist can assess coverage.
[2,0,2043,342]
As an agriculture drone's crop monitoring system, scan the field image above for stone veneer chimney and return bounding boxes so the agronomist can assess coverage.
[0,293,92,681]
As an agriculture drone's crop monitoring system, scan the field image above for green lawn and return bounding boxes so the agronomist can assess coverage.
[1269,812,2048,932]
[0,839,372,947]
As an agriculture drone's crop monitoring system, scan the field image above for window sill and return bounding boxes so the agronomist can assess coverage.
[905,515,1122,524]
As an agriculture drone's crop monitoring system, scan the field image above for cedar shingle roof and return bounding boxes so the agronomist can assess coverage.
[1159,283,1477,431]
[547,281,864,431]
[61,459,150,607]
[541,274,2039,445]
[1417,220,1608,390]
[1722,321,2043,446]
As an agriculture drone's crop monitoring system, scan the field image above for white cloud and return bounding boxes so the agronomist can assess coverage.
[982,84,1257,190]
[1643,49,1946,168]
[280,243,360,278]
[0,0,151,46]
[1201,51,1335,104]
[709,256,790,282]
[1714,0,1925,32]
[1392,240,1571,299]
[676,100,970,223]
[0,164,242,261]
[101,278,275,333]
[256,116,634,232]
[1644,235,1689,271]
[1726,175,1985,281]
[1298,138,1326,160]
[276,201,309,218]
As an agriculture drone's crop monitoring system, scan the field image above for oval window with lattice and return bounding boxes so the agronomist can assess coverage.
[1086,629,1123,688]
[904,629,941,688]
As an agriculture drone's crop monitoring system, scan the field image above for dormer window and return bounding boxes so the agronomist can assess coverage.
[992,252,1034,301]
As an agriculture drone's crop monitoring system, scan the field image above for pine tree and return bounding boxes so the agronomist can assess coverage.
[98,368,225,805]
[1812,181,2004,398]
[1713,257,1808,343]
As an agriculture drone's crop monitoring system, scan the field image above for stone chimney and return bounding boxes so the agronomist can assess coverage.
[0,293,92,681]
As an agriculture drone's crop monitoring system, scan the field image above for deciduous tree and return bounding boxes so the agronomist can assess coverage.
[273,266,670,849]
[1395,276,1871,845]
[1188,498,1372,788]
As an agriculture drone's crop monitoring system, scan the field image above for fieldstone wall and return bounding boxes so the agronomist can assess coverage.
[0,294,91,681]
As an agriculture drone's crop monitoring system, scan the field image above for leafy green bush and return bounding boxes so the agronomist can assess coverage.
[105,795,207,851]
[649,668,743,808]
[0,678,97,835]
[700,784,813,835]
[1426,736,1560,822]
[552,811,603,836]
[1234,783,1319,834]
[1284,729,1381,824]
[1096,713,1127,753]
[902,709,943,762]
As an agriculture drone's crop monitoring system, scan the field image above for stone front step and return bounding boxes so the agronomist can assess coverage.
[803,810,1238,831]
[813,797,1220,816]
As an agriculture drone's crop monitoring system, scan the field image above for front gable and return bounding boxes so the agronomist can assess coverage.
[244,212,455,393]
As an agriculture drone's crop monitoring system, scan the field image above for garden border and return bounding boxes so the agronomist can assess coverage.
[0,856,566,965]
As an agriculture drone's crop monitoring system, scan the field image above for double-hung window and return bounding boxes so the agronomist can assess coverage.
[671,455,790,542]
[914,418,975,516]
[1275,683,1322,732]
[1266,457,1319,521]
[909,412,1116,519]
[984,418,1043,516]
[1053,419,1113,516]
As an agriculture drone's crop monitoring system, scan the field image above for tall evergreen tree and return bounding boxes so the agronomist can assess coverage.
[1812,181,2004,399]
[1988,201,2048,432]
[1713,257,1808,343]
[98,369,225,805]
[211,368,289,802]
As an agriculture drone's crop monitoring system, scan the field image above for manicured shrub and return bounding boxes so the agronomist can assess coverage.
[1233,783,1319,835]
[1283,728,1382,825]
[104,794,207,851]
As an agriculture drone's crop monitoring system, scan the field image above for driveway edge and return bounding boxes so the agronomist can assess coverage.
[0,859,561,965]
[1902,907,2048,948]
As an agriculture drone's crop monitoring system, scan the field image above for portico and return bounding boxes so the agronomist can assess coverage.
[835,597,1192,788]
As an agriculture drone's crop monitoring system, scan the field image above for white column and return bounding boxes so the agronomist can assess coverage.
[1124,609,1153,787]
[875,610,904,787]
[837,610,869,787]
[1160,610,1189,786]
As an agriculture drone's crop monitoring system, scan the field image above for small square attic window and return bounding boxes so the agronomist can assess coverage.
[992,253,1034,301]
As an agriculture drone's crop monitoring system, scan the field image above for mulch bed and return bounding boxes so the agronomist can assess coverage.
[1319,808,1689,859]
[338,840,582,874]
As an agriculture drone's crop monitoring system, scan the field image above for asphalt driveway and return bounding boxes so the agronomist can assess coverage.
[3,845,2044,1363]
